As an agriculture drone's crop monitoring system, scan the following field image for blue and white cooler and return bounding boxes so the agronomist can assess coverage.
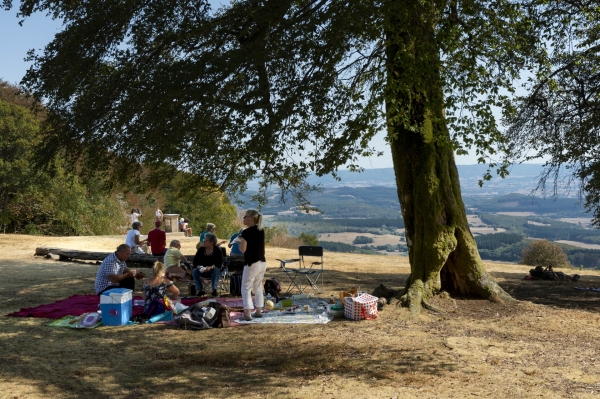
[100,288,132,326]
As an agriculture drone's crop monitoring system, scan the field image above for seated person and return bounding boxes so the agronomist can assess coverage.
[163,240,190,281]
[125,221,148,254]
[199,223,215,242]
[192,233,223,297]
[95,244,143,295]
[147,220,167,256]
[228,228,244,257]
[182,220,193,237]
[142,261,180,316]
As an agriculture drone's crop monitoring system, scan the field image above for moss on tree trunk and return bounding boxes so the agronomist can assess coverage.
[385,0,512,312]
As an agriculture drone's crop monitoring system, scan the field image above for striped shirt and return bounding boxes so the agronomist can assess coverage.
[95,252,127,294]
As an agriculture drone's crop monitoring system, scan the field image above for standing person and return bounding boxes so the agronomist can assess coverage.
[95,244,142,295]
[147,220,167,256]
[130,208,142,224]
[238,209,266,321]
[125,222,148,254]
[228,228,244,257]
[155,206,163,222]
[191,233,223,297]
[142,261,180,316]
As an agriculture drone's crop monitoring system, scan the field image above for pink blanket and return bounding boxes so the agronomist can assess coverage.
[7,294,246,319]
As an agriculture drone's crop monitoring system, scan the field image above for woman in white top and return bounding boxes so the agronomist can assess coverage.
[130,208,142,224]
[155,207,163,222]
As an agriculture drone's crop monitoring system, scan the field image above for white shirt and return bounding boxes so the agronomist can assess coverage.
[125,229,141,248]
[130,213,140,224]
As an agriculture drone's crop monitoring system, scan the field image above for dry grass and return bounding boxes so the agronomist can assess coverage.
[1,234,600,398]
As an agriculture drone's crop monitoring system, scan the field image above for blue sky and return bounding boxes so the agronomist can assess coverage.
[0,7,483,168]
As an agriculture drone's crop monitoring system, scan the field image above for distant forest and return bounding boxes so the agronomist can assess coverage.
[257,189,600,268]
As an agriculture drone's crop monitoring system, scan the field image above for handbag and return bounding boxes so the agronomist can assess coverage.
[207,302,231,328]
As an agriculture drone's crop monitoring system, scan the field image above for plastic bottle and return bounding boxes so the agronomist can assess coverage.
[266,293,272,302]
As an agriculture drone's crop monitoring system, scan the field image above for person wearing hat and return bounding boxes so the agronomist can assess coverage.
[147,220,167,256]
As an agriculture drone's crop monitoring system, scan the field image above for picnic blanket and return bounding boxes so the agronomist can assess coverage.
[236,297,333,324]
[7,295,334,326]
[6,294,210,319]
[47,315,103,329]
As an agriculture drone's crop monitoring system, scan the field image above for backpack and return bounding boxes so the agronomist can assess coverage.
[264,278,282,302]
[207,301,231,328]
[529,266,545,279]
[145,298,166,317]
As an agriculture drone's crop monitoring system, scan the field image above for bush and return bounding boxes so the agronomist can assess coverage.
[269,233,304,249]
[264,224,289,244]
[299,233,319,246]
[353,235,374,244]
[521,240,571,268]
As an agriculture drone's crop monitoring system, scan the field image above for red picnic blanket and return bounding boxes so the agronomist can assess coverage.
[6,294,208,319]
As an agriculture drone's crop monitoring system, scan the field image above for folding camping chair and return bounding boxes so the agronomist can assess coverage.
[199,261,232,296]
[277,246,324,295]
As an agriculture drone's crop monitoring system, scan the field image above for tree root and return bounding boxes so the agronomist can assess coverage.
[422,300,445,314]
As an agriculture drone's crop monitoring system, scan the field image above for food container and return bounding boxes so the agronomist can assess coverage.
[281,299,293,308]
[330,305,345,319]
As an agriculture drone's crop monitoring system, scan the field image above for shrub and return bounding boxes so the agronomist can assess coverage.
[269,233,304,249]
[521,240,571,268]
[353,235,374,244]
[299,233,319,246]
[264,224,289,243]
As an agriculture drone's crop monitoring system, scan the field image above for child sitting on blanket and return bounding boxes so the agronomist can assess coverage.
[142,262,180,316]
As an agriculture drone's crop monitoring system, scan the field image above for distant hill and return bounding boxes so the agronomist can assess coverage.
[304,164,566,197]
[242,164,588,217]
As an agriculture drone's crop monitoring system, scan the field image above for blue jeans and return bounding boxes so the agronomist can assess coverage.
[192,267,220,291]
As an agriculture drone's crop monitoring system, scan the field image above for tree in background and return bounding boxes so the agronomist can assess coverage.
[0,98,39,232]
[0,81,126,235]
[9,0,563,311]
[521,240,571,269]
[504,2,600,227]
[353,236,375,245]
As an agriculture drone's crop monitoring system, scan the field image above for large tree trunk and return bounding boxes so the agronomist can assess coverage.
[385,0,512,313]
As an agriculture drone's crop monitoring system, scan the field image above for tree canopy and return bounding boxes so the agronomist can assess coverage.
[503,1,600,227]
[5,0,542,197]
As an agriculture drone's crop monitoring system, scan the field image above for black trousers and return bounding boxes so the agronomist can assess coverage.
[97,277,136,295]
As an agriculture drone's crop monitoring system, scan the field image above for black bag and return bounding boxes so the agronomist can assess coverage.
[529,266,545,279]
[175,308,210,330]
[230,273,242,297]
[264,278,282,302]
